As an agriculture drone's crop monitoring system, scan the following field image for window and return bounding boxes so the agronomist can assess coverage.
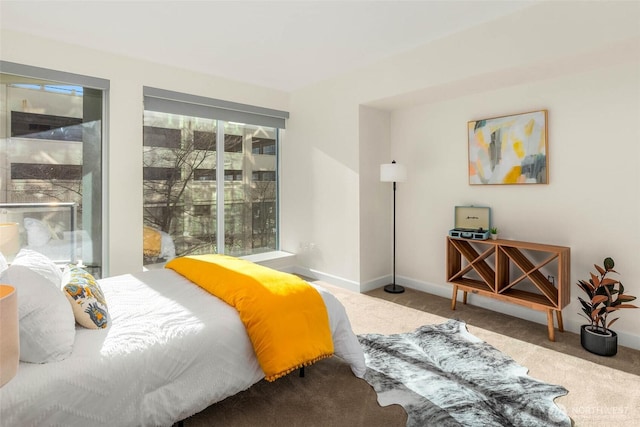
[12,111,83,141]
[193,130,215,151]
[194,169,216,181]
[0,61,108,277]
[143,126,181,148]
[252,171,276,182]
[225,134,243,152]
[194,204,211,216]
[252,201,276,249]
[11,163,83,180]
[143,167,179,181]
[143,87,287,262]
[224,169,242,181]
[252,137,276,155]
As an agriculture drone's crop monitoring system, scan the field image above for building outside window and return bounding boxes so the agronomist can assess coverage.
[0,62,107,276]
[142,87,287,264]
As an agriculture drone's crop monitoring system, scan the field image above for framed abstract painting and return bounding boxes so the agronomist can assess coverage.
[468,110,548,185]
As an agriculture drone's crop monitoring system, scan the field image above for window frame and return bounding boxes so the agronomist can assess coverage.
[0,60,109,275]
[143,87,287,259]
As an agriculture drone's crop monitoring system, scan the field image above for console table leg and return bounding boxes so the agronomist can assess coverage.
[463,291,467,305]
[546,310,555,342]
[451,285,458,310]
[556,310,564,332]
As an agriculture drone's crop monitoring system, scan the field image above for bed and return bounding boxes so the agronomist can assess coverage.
[0,254,366,427]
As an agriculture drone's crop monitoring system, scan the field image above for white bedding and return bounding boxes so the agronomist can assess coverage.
[0,268,365,427]
[26,230,93,264]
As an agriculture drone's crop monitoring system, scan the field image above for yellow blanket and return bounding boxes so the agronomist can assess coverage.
[165,254,334,381]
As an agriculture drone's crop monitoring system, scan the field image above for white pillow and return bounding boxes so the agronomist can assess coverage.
[11,249,63,287]
[0,265,75,363]
[23,218,52,247]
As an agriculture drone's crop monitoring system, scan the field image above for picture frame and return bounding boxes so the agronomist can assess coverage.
[468,110,548,185]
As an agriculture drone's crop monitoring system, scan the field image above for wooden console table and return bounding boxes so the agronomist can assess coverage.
[446,237,570,341]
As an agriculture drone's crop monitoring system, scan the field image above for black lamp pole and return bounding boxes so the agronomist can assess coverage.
[384,164,405,294]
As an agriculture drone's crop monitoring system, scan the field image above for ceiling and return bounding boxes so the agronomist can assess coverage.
[0,1,536,92]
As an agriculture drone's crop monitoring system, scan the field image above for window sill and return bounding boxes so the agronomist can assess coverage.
[241,251,296,272]
[144,251,296,273]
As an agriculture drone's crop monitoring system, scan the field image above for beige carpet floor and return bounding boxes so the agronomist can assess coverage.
[183,282,640,427]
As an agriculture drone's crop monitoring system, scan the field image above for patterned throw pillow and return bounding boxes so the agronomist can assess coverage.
[61,265,109,329]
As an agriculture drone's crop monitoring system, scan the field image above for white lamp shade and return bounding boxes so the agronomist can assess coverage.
[0,284,19,387]
[380,162,407,182]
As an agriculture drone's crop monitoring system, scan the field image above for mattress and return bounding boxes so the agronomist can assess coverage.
[0,268,366,427]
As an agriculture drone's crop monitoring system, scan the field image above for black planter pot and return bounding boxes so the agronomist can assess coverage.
[581,325,618,356]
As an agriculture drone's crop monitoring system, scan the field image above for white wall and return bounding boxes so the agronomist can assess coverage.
[282,80,362,288]
[0,29,289,276]
[391,60,640,348]
[358,106,391,288]
[283,1,640,348]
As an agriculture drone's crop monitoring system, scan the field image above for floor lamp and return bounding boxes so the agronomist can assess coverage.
[380,160,407,294]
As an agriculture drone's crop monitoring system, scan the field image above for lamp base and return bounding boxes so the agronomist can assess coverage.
[384,283,405,294]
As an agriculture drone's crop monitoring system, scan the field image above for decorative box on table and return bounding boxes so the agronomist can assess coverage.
[448,206,491,240]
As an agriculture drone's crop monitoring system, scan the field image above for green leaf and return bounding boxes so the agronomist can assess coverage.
[605,285,619,296]
[603,257,615,270]
[579,313,596,326]
[577,281,594,297]
[578,296,591,306]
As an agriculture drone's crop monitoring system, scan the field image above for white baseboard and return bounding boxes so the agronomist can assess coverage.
[293,265,361,293]
[396,275,640,351]
[360,275,391,293]
[288,265,640,350]
[242,251,296,272]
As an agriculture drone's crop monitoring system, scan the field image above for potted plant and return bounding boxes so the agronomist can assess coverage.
[489,227,498,240]
[576,257,637,356]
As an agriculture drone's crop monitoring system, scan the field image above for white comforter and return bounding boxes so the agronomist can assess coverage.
[0,269,366,427]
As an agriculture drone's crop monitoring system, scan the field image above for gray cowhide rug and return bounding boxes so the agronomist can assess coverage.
[357,319,571,427]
